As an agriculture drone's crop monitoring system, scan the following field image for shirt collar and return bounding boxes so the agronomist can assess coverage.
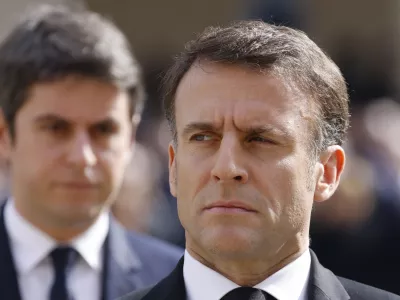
[70,209,109,270]
[5,199,109,274]
[183,249,311,300]
[254,249,311,300]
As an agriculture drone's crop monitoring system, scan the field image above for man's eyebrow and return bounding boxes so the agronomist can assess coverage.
[241,125,275,134]
[33,114,119,126]
[242,124,293,139]
[90,117,119,126]
[33,114,69,124]
[182,122,219,136]
[181,122,293,139]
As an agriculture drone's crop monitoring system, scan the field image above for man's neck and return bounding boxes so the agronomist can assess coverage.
[13,201,96,242]
[33,224,92,242]
[186,237,309,286]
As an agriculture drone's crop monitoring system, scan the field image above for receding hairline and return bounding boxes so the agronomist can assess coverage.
[172,59,321,149]
[176,58,320,112]
[163,20,349,154]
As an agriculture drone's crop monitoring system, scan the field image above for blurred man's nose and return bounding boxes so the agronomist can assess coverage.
[66,131,97,168]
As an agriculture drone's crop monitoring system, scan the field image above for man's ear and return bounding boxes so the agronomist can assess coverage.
[314,145,346,202]
[126,112,144,163]
[168,142,177,197]
[122,125,137,165]
[0,110,12,161]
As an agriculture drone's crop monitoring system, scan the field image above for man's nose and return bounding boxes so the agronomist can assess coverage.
[66,132,97,168]
[211,136,248,184]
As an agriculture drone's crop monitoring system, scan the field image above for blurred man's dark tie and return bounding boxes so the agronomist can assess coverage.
[49,246,77,300]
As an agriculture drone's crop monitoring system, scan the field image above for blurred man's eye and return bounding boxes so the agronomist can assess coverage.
[43,121,69,135]
[91,121,119,137]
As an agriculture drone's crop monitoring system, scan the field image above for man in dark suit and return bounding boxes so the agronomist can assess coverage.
[121,20,399,300]
[0,5,182,300]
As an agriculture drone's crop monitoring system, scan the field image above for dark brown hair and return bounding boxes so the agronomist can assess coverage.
[0,5,144,139]
[163,20,349,153]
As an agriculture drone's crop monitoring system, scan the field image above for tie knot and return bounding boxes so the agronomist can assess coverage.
[221,287,276,300]
[50,246,77,272]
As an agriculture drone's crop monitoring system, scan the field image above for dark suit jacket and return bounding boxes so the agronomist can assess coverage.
[0,202,183,300]
[119,250,400,300]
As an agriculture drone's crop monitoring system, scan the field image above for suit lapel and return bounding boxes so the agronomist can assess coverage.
[0,201,22,300]
[104,219,144,300]
[142,257,186,300]
[308,250,350,300]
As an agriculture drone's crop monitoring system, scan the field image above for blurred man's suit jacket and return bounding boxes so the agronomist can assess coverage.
[0,201,183,300]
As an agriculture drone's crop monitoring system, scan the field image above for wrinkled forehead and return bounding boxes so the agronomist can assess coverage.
[174,62,314,137]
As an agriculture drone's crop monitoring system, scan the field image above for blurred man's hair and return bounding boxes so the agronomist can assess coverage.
[163,20,349,154]
[0,5,145,138]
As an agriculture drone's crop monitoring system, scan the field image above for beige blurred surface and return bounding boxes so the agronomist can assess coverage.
[85,0,247,64]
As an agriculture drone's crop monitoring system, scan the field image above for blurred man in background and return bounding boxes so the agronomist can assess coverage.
[0,5,182,300]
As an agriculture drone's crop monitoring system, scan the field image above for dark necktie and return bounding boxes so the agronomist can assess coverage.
[49,246,77,300]
[220,287,277,300]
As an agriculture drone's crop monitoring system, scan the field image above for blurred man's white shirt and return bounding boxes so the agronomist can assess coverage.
[5,199,109,300]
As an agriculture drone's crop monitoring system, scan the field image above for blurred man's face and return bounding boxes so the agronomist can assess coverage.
[1,76,134,233]
[169,62,336,261]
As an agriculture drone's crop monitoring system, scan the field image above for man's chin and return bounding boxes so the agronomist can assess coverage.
[202,228,257,256]
[51,204,102,222]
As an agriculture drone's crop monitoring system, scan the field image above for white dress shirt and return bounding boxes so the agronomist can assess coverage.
[184,248,311,300]
[4,199,109,300]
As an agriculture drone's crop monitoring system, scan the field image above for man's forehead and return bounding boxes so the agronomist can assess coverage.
[176,62,310,110]
[20,81,130,121]
[176,95,307,131]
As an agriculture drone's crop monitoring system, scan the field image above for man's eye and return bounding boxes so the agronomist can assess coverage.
[91,121,119,138]
[45,122,68,132]
[95,123,115,135]
[190,134,213,142]
[248,136,276,144]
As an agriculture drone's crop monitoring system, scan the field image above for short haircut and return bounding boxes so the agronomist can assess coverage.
[0,5,145,138]
[163,20,349,153]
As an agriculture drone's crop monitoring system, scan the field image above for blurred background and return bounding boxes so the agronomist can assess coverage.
[1,0,400,294]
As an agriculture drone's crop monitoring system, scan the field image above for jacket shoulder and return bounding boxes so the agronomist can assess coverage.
[123,229,184,282]
[338,277,400,300]
[125,230,183,260]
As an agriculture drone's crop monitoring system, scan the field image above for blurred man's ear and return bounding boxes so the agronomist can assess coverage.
[314,145,345,202]
[126,113,142,164]
[0,111,12,161]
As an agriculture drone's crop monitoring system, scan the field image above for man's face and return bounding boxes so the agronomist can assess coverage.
[1,76,134,228]
[169,62,329,260]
